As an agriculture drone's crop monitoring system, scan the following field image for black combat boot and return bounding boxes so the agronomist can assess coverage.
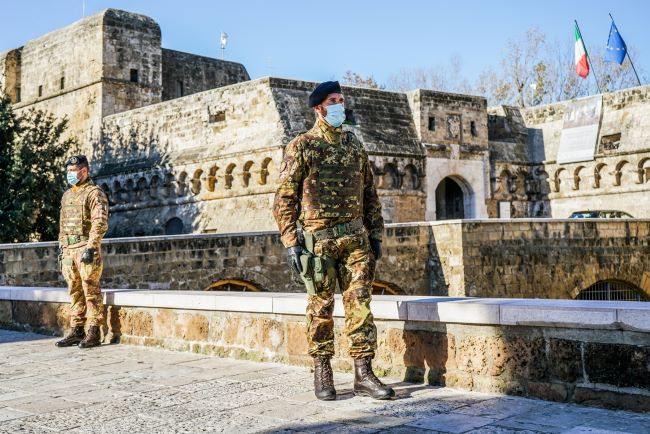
[353,357,395,400]
[78,325,101,349]
[313,357,336,401]
[55,326,85,347]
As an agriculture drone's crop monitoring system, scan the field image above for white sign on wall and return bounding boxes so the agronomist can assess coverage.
[556,95,603,164]
[499,201,511,219]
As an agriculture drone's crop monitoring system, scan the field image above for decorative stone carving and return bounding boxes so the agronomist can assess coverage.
[447,114,461,139]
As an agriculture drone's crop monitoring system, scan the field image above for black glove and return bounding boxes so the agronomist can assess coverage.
[80,248,97,264]
[286,246,303,274]
[370,238,382,260]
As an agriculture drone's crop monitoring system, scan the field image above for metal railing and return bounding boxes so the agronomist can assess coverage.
[577,280,645,301]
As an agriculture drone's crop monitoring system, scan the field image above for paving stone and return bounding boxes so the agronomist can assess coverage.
[307,408,415,430]
[0,407,32,422]
[67,414,167,434]
[0,420,59,434]
[5,396,80,414]
[0,329,648,434]
[406,413,496,433]
[453,396,553,419]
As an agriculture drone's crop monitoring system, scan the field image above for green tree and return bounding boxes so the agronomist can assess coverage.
[0,97,75,243]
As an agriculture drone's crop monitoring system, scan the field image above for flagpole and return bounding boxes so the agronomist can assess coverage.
[609,13,642,86]
[575,20,602,93]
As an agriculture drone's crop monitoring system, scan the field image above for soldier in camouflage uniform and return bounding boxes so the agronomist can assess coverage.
[273,81,395,401]
[55,155,109,349]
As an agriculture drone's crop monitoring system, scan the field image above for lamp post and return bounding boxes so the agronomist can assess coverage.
[220,32,228,60]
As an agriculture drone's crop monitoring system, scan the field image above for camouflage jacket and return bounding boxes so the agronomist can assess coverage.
[273,117,383,248]
[59,179,109,250]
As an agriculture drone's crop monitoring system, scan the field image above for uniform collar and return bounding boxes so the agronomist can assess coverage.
[71,178,92,192]
[312,117,342,145]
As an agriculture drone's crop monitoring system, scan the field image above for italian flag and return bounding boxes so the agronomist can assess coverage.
[574,23,589,78]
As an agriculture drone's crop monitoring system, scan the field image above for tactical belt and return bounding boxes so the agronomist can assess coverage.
[63,235,88,246]
[311,218,364,241]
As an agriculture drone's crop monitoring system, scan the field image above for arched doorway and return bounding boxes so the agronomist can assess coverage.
[435,177,465,220]
[164,217,184,235]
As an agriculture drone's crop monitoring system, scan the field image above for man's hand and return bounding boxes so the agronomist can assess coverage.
[80,248,97,264]
[369,238,382,260]
[286,246,304,274]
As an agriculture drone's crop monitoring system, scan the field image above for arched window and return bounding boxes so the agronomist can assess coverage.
[576,280,646,301]
[164,217,184,235]
[403,164,420,190]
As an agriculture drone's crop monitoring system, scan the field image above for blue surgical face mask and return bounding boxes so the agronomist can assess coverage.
[324,103,345,127]
[67,171,80,186]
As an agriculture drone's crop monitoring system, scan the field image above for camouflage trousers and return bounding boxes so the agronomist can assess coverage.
[61,246,104,327]
[306,231,377,360]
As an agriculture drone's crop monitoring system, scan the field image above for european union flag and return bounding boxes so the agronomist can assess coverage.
[605,20,627,64]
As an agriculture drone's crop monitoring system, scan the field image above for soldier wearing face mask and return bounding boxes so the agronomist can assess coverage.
[273,81,394,401]
[55,155,109,349]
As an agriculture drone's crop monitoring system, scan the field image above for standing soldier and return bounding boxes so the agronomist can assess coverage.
[55,155,109,349]
[273,81,395,401]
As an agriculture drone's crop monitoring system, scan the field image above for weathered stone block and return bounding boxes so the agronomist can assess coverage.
[548,339,583,383]
[585,343,650,389]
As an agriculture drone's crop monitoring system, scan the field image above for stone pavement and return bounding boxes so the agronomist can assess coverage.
[0,330,648,434]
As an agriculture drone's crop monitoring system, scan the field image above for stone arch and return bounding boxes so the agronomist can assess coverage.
[552,168,566,192]
[134,177,148,202]
[149,174,160,199]
[204,278,264,292]
[593,163,607,188]
[497,168,514,194]
[162,172,175,198]
[242,161,254,187]
[435,175,475,220]
[575,279,647,301]
[99,183,112,206]
[534,168,550,195]
[372,280,405,295]
[225,163,236,189]
[402,164,420,190]
[176,171,188,196]
[381,163,401,189]
[513,168,528,195]
[572,165,585,191]
[637,157,650,184]
[207,165,219,192]
[124,179,134,202]
[260,157,273,185]
[111,180,123,204]
[190,169,203,195]
[613,160,629,186]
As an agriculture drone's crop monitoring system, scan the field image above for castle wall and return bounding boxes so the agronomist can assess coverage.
[101,9,163,116]
[93,78,285,236]
[520,86,650,219]
[161,49,249,101]
[0,49,22,103]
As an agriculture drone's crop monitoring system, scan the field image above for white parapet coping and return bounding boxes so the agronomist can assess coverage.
[0,286,648,332]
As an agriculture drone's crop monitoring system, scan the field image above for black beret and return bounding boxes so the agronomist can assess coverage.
[65,155,89,167]
[309,81,342,107]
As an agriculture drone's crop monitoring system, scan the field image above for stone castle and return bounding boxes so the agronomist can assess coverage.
[2,9,650,238]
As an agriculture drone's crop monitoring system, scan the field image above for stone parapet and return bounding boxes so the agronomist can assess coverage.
[2,220,650,299]
[0,287,648,412]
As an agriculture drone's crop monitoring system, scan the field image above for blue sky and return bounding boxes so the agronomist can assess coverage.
[2,0,648,86]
